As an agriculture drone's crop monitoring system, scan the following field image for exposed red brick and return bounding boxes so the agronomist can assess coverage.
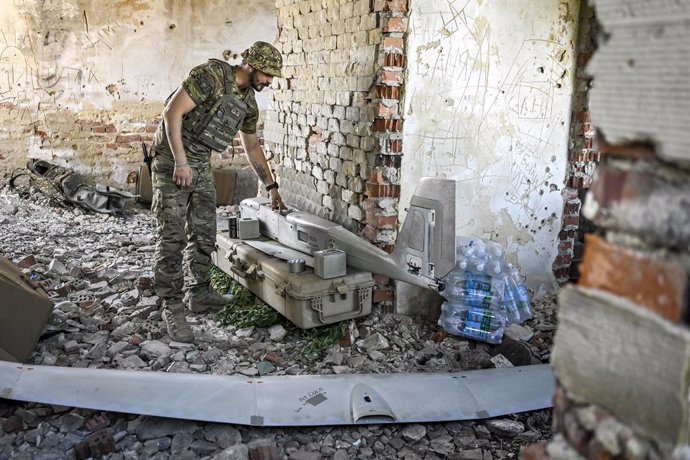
[372,118,403,133]
[376,102,398,118]
[385,0,408,12]
[577,52,593,66]
[559,229,576,240]
[383,17,408,33]
[578,234,688,323]
[562,215,579,228]
[365,181,401,198]
[558,240,573,251]
[378,244,395,254]
[594,131,656,160]
[383,36,404,51]
[587,165,690,249]
[554,267,571,281]
[369,169,386,184]
[375,153,402,168]
[373,286,394,303]
[92,126,107,134]
[573,110,590,123]
[389,139,403,152]
[373,274,391,285]
[520,442,550,460]
[380,70,403,85]
[115,134,141,143]
[567,176,584,189]
[554,254,573,267]
[374,0,408,12]
[361,225,379,243]
[146,123,158,133]
[366,212,398,229]
[563,202,581,215]
[376,85,400,99]
[105,124,117,133]
[384,52,406,67]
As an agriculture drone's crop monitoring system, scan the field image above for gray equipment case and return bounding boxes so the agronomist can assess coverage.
[213,234,374,329]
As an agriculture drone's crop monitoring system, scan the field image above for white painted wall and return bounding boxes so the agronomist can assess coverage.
[401,0,579,296]
[0,0,277,110]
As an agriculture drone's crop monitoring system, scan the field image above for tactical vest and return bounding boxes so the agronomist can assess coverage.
[181,60,248,152]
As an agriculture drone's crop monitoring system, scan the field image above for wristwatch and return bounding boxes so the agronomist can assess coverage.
[265,182,279,192]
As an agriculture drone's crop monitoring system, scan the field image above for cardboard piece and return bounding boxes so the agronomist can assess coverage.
[136,165,153,204]
[213,168,237,206]
[0,256,53,362]
[136,166,237,206]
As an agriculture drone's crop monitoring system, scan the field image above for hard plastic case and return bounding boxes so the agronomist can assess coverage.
[213,234,374,329]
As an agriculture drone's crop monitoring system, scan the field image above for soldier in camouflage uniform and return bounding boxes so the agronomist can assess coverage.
[151,41,285,342]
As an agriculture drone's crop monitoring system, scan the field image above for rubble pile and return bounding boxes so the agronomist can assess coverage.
[0,189,557,459]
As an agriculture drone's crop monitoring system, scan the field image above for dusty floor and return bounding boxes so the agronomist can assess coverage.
[0,188,558,459]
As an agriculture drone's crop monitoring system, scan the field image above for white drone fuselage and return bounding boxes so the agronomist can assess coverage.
[239,178,456,292]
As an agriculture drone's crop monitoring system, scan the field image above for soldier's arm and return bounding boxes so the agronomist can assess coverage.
[239,131,285,210]
[163,87,197,187]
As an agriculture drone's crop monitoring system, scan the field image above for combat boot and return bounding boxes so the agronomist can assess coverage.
[162,300,194,342]
[186,287,233,313]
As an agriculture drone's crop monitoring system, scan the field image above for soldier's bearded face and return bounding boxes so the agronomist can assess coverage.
[250,68,274,92]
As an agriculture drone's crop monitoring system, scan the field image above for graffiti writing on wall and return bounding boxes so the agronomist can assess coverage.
[409,0,570,215]
[0,22,117,106]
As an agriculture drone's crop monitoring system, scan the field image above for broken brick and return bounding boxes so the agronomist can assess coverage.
[2,415,24,433]
[520,441,550,460]
[578,234,688,323]
[17,255,36,269]
[249,446,281,460]
[432,330,448,343]
[373,286,394,303]
[75,430,116,460]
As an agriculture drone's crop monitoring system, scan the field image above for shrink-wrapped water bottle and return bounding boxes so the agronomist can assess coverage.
[441,270,504,307]
[503,263,533,323]
[437,301,505,344]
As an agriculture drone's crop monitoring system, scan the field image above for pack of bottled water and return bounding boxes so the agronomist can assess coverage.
[437,236,533,344]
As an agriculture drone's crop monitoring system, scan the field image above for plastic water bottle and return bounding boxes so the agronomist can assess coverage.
[438,301,505,344]
[442,270,502,303]
[500,273,522,324]
[504,264,533,322]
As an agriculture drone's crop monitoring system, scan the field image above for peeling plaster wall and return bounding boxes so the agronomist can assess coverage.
[401,0,579,295]
[0,0,276,184]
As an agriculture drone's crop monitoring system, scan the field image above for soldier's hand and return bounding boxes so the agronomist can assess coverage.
[269,188,286,211]
[173,164,193,188]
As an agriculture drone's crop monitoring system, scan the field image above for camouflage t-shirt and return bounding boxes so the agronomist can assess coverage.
[153,60,259,164]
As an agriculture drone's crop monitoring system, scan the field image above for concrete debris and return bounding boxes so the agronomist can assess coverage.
[0,188,558,458]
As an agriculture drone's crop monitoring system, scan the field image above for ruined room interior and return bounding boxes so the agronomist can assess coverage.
[0,0,688,459]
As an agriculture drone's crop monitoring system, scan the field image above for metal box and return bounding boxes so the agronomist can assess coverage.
[213,234,373,329]
[314,249,347,279]
[237,217,260,240]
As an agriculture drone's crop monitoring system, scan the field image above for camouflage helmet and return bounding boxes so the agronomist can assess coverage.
[241,41,283,78]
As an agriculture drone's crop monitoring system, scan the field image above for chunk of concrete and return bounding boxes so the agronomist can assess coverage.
[552,286,690,453]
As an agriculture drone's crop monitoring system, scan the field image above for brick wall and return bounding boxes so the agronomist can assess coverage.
[0,102,258,187]
[265,0,410,309]
[0,103,161,184]
[553,0,600,284]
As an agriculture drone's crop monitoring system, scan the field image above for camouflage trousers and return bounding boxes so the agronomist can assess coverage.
[151,154,217,302]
